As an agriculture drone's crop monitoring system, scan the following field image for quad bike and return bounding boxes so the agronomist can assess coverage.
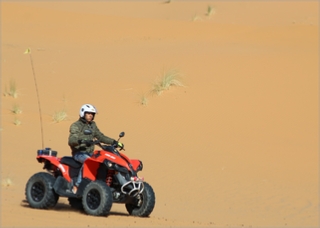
[25,131,155,217]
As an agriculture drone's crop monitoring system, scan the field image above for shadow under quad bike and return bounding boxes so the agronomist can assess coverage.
[25,131,155,217]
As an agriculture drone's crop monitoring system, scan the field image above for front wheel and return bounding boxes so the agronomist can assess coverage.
[25,172,59,209]
[82,180,113,216]
[125,182,155,217]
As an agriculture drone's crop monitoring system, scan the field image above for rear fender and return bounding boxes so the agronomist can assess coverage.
[36,155,72,182]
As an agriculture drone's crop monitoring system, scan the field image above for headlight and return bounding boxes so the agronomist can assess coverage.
[103,160,113,168]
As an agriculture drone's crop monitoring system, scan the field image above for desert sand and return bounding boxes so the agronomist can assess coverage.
[1,1,318,227]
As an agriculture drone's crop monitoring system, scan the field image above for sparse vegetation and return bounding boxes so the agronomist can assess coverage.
[2,178,13,187]
[205,5,215,17]
[192,14,202,21]
[11,104,22,114]
[151,69,184,95]
[52,109,68,123]
[4,79,18,98]
[13,117,21,126]
[139,93,149,106]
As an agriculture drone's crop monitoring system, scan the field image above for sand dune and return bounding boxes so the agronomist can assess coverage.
[1,1,318,227]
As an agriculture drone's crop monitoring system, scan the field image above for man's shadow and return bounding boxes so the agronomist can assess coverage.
[20,199,129,217]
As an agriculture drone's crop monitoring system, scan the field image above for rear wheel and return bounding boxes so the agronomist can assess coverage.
[82,180,113,216]
[25,172,59,209]
[125,182,155,217]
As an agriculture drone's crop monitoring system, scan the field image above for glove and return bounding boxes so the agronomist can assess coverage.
[113,140,124,149]
[117,142,124,149]
[78,139,93,147]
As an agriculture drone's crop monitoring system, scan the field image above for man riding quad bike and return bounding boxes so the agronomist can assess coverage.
[25,131,155,217]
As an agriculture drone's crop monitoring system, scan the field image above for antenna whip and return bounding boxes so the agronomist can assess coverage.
[24,48,44,148]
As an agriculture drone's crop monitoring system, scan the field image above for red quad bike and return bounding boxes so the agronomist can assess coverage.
[25,131,155,217]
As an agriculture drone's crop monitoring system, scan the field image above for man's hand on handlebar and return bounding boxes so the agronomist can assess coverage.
[113,140,125,150]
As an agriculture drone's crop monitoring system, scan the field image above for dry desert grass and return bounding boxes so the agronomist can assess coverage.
[151,69,184,96]
[3,79,18,98]
[1,178,13,187]
[52,109,68,123]
[11,104,22,114]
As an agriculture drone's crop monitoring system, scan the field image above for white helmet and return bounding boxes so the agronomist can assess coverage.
[79,104,97,118]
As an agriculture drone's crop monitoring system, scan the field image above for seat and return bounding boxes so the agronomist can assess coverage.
[60,156,82,169]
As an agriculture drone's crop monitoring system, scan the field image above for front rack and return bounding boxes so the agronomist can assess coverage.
[121,180,144,197]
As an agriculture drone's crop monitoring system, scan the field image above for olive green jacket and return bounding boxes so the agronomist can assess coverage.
[68,118,115,156]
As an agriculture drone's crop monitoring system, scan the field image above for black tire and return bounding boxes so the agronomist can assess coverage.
[25,172,59,209]
[125,182,155,217]
[68,197,83,210]
[82,180,113,216]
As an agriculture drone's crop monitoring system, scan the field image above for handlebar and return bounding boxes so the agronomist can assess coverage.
[91,140,124,156]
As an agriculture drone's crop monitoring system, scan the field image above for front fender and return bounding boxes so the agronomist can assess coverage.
[82,157,100,181]
[130,159,143,172]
